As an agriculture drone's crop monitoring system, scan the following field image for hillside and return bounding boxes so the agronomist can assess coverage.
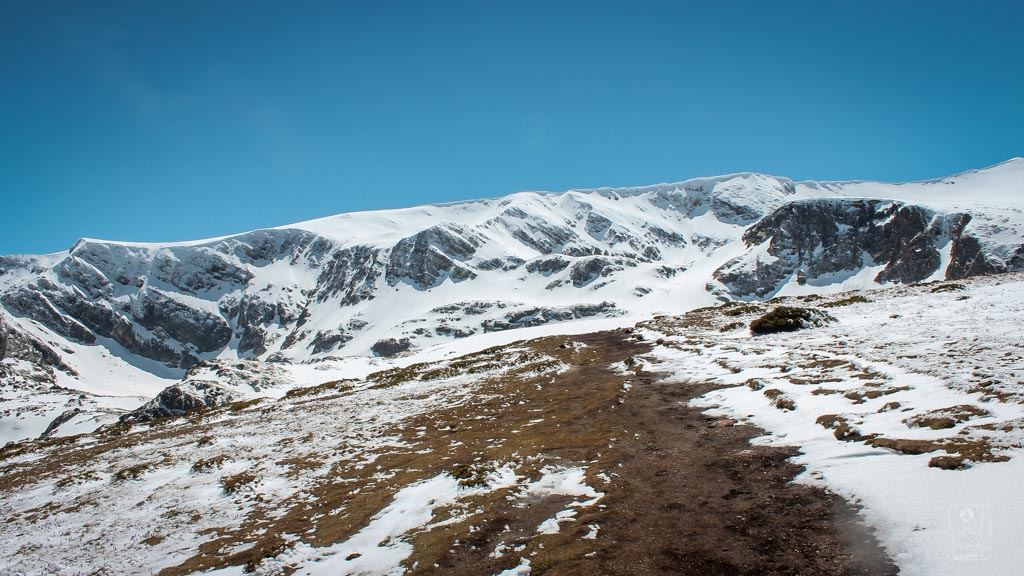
[2,273,1022,575]
[1,159,1023,442]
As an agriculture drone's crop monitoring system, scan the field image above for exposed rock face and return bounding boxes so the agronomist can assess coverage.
[1,285,98,344]
[307,319,369,355]
[0,318,77,388]
[226,287,308,357]
[943,213,1021,279]
[122,381,236,422]
[40,408,83,438]
[476,257,524,271]
[492,206,577,254]
[386,224,479,288]
[525,256,571,276]
[371,337,412,357]
[0,316,7,361]
[430,301,509,316]
[481,302,620,332]
[711,199,1023,299]
[569,257,620,287]
[133,288,233,353]
[121,359,292,422]
[312,244,386,306]
[584,211,613,238]
[436,325,475,338]
[0,229,340,370]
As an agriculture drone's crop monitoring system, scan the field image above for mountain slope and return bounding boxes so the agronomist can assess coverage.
[1,159,1023,441]
[2,273,1022,575]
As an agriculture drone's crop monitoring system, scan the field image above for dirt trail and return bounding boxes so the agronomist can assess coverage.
[432,329,899,575]
[586,376,898,575]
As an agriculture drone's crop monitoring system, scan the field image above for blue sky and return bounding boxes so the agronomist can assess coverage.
[2,1,1022,255]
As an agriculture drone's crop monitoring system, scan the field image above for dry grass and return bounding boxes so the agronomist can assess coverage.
[868,435,1011,468]
[815,414,873,441]
[843,386,911,404]
[220,471,258,494]
[113,463,153,482]
[763,389,796,411]
[140,332,650,575]
[821,295,871,308]
[904,405,991,430]
[191,455,230,473]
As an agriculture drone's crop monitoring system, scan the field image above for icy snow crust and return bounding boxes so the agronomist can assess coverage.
[640,273,1024,576]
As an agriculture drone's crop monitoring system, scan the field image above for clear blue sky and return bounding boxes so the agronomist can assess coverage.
[2,1,1022,255]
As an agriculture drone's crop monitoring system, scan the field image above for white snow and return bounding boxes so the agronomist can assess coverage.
[643,273,1024,576]
[494,556,532,576]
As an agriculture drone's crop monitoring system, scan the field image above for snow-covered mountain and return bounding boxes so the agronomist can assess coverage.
[2,159,1024,441]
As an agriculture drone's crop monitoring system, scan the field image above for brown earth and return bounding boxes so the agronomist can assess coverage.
[403,329,898,575]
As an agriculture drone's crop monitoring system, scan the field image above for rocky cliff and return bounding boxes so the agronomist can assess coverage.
[710,199,1024,298]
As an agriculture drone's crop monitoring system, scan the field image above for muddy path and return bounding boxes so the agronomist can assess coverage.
[419,328,898,575]
[584,378,898,575]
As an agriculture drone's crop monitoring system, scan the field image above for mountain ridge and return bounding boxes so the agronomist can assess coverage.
[1,159,1023,441]
[23,157,1022,255]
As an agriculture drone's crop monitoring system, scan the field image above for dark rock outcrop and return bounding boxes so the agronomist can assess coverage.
[371,337,412,357]
[0,316,7,361]
[122,381,236,422]
[311,329,354,354]
[436,325,475,338]
[121,359,291,422]
[525,256,571,276]
[481,302,620,332]
[475,257,524,271]
[313,245,386,305]
[713,199,973,298]
[386,224,479,289]
[493,206,578,254]
[132,288,233,353]
[568,257,621,287]
[1,286,97,344]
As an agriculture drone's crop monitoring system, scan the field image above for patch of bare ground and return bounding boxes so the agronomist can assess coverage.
[567,382,897,576]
